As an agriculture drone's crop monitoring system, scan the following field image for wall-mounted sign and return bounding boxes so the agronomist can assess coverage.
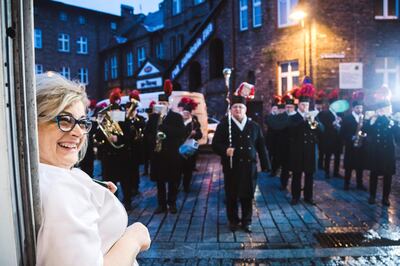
[171,22,214,79]
[320,53,345,59]
[138,62,160,77]
[339,63,363,89]
[136,77,162,89]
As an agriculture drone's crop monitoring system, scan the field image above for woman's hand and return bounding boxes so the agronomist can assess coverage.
[125,223,151,252]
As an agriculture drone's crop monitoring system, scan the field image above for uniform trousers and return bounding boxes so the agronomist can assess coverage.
[344,169,363,187]
[292,172,314,201]
[369,171,392,200]
[157,180,178,207]
[324,152,341,176]
[226,196,252,226]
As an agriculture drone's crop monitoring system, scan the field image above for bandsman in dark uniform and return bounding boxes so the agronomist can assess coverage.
[316,88,343,178]
[314,90,327,169]
[212,94,270,233]
[119,90,146,209]
[143,100,156,176]
[288,79,321,205]
[340,91,367,191]
[145,80,186,214]
[364,87,400,206]
[177,97,203,193]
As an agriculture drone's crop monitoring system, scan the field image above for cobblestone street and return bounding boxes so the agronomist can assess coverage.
[105,153,400,265]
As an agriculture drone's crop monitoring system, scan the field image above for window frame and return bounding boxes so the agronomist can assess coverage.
[76,36,88,54]
[252,0,262,28]
[104,60,109,81]
[156,42,164,59]
[375,57,400,95]
[126,52,133,77]
[137,47,146,67]
[34,28,42,49]
[278,60,299,95]
[277,0,299,28]
[110,56,118,79]
[239,0,249,31]
[58,33,70,52]
[172,0,182,15]
[60,66,71,80]
[35,64,43,74]
[78,68,89,85]
[375,0,399,19]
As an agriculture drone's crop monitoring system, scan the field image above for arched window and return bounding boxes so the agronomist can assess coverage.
[209,38,224,79]
[189,61,202,92]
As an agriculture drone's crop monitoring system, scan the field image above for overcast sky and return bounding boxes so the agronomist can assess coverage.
[54,0,163,15]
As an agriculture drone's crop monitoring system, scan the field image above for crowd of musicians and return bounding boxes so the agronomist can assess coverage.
[79,77,399,233]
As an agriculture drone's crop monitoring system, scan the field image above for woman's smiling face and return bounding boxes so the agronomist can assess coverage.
[38,101,87,169]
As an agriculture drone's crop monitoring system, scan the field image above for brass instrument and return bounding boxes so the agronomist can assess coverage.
[126,99,144,141]
[131,116,144,141]
[353,114,367,148]
[306,111,319,130]
[97,105,125,149]
[154,113,166,153]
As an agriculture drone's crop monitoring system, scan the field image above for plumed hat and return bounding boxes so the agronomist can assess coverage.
[89,99,97,109]
[351,90,364,107]
[282,93,295,105]
[328,88,340,104]
[230,95,247,106]
[235,82,255,100]
[315,90,326,105]
[109,88,122,105]
[272,95,281,107]
[294,77,316,103]
[159,79,173,102]
[178,97,198,112]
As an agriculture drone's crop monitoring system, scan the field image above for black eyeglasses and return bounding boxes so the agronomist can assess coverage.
[53,114,92,134]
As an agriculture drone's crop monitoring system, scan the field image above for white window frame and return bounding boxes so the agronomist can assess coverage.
[111,56,118,79]
[58,33,70,52]
[137,47,146,67]
[252,0,262,28]
[278,0,299,28]
[194,0,205,5]
[278,60,299,95]
[375,57,400,95]
[172,0,182,15]
[60,67,70,80]
[35,64,43,74]
[77,36,88,54]
[78,15,86,25]
[126,52,133,77]
[375,0,399,19]
[104,60,109,81]
[34,28,42,49]
[78,68,89,84]
[156,42,163,59]
[239,0,249,31]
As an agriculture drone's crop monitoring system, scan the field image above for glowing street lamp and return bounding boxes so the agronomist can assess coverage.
[289,10,307,23]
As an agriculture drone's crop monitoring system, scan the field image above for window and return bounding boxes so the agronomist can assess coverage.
[34,28,42,49]
[239,0,249,31]
[104,60,109,81]
[58,33,70,52]
[110,22,117,30]
[194,0,205,5]
[78,15,86,25]
[278,60,299,94]
[253,0,262,27]
[126,52,133,77]
[278,0,299,28]
[172,0,182,15]
[375,0,398,19]
[35,64,43,74]
[78,68,89,84]
[178,34,184,51]
[111,56,118,79]
[156,42,164,59]
[59,12,67,21]
[137,47,146,67]
[170,36,177,58]
[375,57,399,95]
[77,36,88,54]
[60,67,70,79]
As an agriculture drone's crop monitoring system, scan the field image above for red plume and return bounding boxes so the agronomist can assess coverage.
[149,100,156,109]
[129,89,140,101]
[163,79,173,96]
[328,88,340,101]
[282,93,292,102]
[89,99,97,109]
[352,90,364,101]
[273,95,282,105]
[300,83,316,97]
[109,88,122,105]
[315,90,326,101]
[290,86,301,99]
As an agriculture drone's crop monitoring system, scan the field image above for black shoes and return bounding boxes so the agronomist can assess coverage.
[154,206,167,214]
[242,224,252,233]
[169,204,178,214]
[304,199,316,205]
[382,198,390,206]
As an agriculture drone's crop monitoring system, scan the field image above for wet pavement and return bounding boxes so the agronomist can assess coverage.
[95,153,400,265]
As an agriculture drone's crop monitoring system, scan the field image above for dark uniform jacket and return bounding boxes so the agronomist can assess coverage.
[145,110,186,182]
[316,110,342,154]
[364,115,400,175]
[119,114,146,166]
[340,113,366,170]
[183,115,203,141]
[212,117,271,198]
[288,112,320,173]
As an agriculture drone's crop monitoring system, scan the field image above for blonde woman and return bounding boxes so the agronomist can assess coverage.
[35,72,150,266]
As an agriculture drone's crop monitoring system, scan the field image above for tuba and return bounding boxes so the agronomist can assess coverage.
[353,114,367,148]
[97,105,125,149]
[306,110,319,130]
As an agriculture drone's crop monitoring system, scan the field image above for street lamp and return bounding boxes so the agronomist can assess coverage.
[290,8,309,78]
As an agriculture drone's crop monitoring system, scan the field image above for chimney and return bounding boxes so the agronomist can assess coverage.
[121,4,134,17]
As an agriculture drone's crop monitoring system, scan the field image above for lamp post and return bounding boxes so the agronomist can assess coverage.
[290,9,308,78]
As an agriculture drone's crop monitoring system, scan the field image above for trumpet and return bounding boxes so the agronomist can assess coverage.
[306,111,319,130]
[97,105,125,149]
[353,114,367,148]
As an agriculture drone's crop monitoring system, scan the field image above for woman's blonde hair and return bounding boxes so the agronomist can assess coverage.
[36,72,90,163]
